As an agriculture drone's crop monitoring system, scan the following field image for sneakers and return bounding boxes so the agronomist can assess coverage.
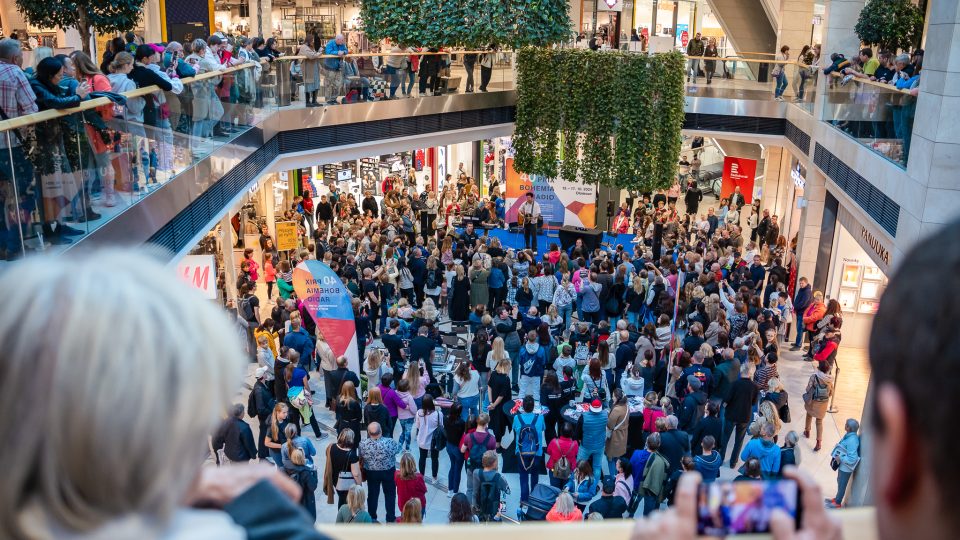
[775,96,784,102]
[824,498,842,509]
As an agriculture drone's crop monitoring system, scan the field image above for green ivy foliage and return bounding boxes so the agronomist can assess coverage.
[514,48,685,192]
[854,0,924,53]
[360,0,571,48]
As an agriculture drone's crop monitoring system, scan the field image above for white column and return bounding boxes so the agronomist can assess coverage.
[813,0,865,119]
[221,214,238,303]
[251,0,274,38]
[901,3,960,242]
[264,173,277,240]
[142,0,163,43]
[794,169,826,282]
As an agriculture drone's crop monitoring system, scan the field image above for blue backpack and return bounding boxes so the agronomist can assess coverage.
[516,414,540,470]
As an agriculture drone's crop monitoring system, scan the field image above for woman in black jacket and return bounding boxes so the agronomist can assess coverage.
[30,56,92,242]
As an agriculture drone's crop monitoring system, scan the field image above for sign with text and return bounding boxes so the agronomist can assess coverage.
[275,221,299,251]
[292,261,360,373]
[720,156,758,203]
[504,157,596,228]
[177,255,217,300]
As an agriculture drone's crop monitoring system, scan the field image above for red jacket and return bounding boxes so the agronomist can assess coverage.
[545,436,579,470]
[394,471,426,511]
[814,340,839,363]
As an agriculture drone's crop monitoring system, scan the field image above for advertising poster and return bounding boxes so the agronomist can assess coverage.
[720,156,758,202]
[293,261,360,373]
[275,221,299,251]
[504,157,597,228]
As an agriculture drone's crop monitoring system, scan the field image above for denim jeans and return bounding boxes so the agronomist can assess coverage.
[398,418,414,451]
[642,494,660,516]
[835,470,852,504]
[365,468,397,522]
[559,303,573,331]
[797,70,812,100]
[404,67,416,95]
[446,442,465,493]
[385,65,400,98]
[775,71,788,98]
[688,59,701,81]
[518,454,541,502]
[578,446,605,482]
[793,315,805,348]
[459,394,480,420]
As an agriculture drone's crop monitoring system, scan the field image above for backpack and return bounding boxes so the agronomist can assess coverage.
[467,431,491,469]
[239,295,255,321]
[811,379,830,402]
[429,411,445,452]
[550,439,572,481]
[425,269,438,289]
[247,386,258,418]
[516,414,540,468]
[476,470,502,521]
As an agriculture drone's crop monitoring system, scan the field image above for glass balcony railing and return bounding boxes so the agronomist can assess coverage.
[821,72,916,168]
[271,50,515,108]
[0,61,274,259]
[682,56,817,106]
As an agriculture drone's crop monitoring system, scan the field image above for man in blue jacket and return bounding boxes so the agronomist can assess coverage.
[740,422,781,477]
[577,399,609,482]
[518,331,546,402]
[322,34,348,104]
[791,276,812,350]
[408,249,427,307]
[282,317,315,370]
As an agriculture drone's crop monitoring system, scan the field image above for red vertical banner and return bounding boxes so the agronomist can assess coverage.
[721,156,758,202]
[427,147,436,187]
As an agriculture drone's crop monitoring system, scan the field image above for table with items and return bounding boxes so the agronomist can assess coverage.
[560,397,648,453]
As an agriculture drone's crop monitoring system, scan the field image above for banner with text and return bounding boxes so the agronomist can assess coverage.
[177,255,217,300]
[720,156,758,203]
[292,261,360,373]
[504,157,596,228]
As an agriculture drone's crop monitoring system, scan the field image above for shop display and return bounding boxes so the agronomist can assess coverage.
[858,300,879,314]
[840,263,861,288]
[838,288,858,312]
[859,280,881,301]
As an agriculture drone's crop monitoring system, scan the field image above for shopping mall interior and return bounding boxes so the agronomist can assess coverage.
[0,0,952,539]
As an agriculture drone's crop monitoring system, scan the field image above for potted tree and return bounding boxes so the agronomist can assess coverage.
[854,0,924,53]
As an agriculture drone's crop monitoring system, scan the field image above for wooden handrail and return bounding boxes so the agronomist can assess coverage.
[274,49,504,61]
[0,62,258,132]
[826,70,913,94]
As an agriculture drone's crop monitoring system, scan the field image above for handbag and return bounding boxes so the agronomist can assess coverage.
[335,470,356,491]
[830,457,840,471]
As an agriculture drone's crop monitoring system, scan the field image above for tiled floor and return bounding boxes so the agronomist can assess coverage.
[231,309,871,524]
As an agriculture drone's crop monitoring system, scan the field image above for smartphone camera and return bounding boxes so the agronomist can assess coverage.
[697,479,800,536]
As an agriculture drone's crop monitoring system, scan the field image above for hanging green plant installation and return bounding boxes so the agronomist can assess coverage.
[360,0,572,48]
[514,48,686,192]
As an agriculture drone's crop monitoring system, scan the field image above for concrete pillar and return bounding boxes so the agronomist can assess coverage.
[221,214,238,303]
[813,0,865,119]
[848,381,874,506]
[251,0,274,38]
[901,4,960,241]
[776,0,814,51]
[761,147,784,214]
[142,0,163,43]
[794,168,826,284]
[264,173,277,240]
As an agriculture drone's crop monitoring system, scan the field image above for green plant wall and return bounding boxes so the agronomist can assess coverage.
[514,48,686,193]
[360,0,571,48]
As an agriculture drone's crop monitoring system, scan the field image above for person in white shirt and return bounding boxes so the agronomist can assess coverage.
[519,192,542,254]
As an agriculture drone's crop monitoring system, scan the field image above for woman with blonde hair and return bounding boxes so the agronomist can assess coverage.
[364,348,389,389]
[399,498,423,523]
[335,381,362,448]
[546,491,583,522]
[264,402,292,468]
[336,484,372,523]
[394,453,427,518]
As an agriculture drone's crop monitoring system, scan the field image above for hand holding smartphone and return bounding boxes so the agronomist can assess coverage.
[697,479,800,536]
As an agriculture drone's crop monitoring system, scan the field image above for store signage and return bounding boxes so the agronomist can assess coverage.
[861,226,891,267]
[275,221,299,251]
[597,0,623,11]
[720,156,758,202]
[680,30,689,47]
[641,27,649,38]
[837,205,893,274]
[337,169,352,181]
[177,255,217,300]
[293,260,360,373]
[791,164,806,188]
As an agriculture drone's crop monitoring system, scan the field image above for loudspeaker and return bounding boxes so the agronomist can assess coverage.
[558,225,604,253]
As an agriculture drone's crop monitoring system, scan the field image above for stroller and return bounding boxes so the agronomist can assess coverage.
[517,484,561,521]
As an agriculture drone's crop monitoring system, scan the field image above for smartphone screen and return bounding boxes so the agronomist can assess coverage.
[697,479,800,536]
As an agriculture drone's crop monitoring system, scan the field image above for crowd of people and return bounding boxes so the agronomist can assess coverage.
[0,32,267,258]
[217,151,862,524]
